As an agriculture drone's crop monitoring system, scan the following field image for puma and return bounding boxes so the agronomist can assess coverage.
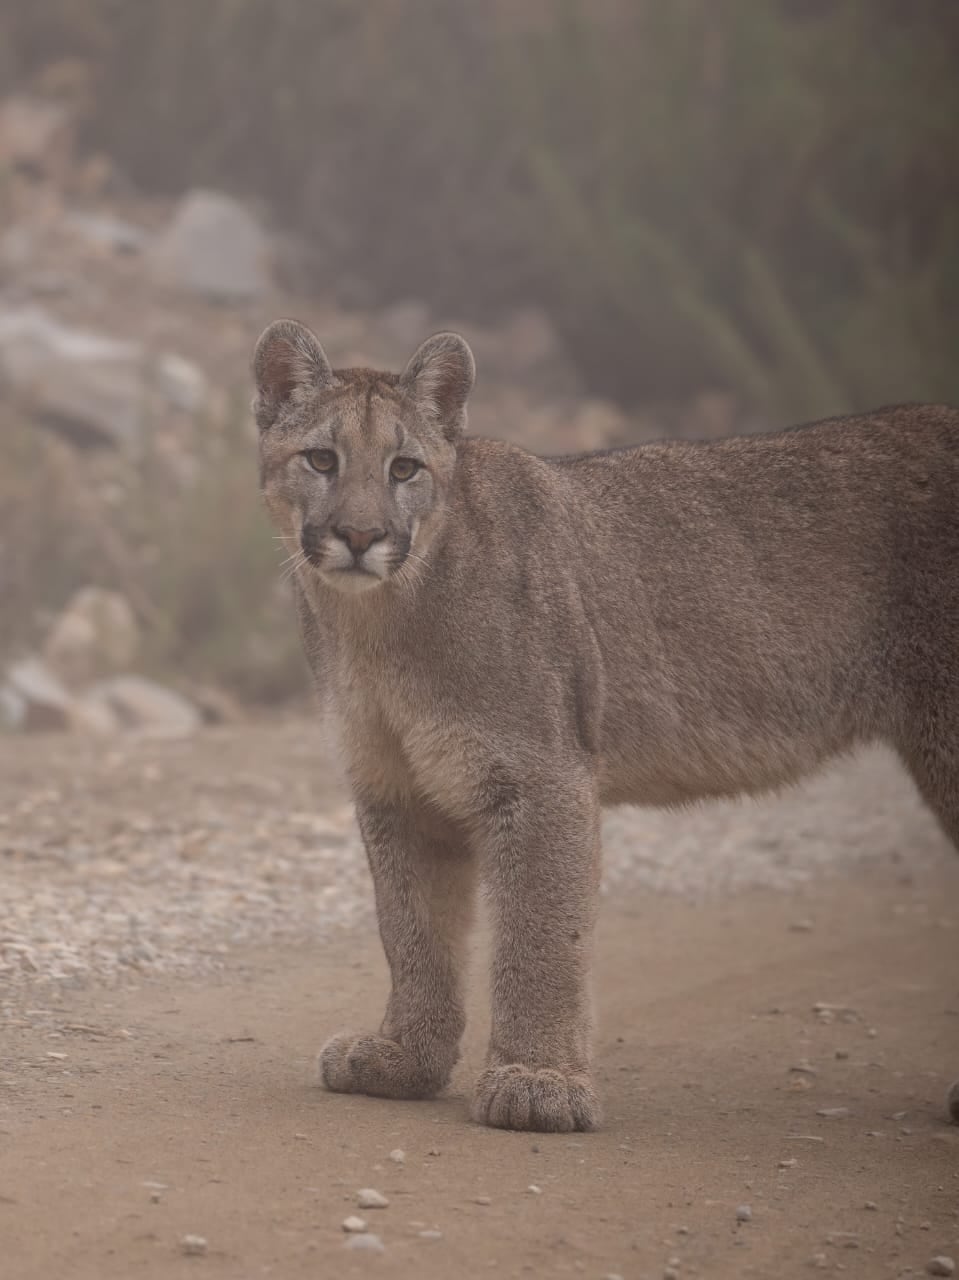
[253,318,959,1132]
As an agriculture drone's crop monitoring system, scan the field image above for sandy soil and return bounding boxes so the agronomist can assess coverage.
[1,726,958,1279]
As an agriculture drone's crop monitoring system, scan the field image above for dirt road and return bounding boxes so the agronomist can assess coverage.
[1,725,957,1278]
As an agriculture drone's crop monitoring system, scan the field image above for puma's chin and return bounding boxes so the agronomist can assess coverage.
[319,566,387,596]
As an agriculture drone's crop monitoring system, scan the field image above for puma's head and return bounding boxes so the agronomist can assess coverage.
[253,320,475,596]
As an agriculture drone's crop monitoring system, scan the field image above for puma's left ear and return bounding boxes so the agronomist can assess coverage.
[400,332,475,440]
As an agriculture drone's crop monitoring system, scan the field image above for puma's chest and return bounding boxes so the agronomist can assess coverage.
[335,653,482,819]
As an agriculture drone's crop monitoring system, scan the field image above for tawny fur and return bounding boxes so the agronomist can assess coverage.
[254,320,959,1133]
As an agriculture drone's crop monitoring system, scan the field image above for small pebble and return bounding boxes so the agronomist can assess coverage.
[864,1200,878,1211]
[527,1184,542,1195]
[388,1148,405,1164]
[427,1146,441,1156]
[357,1188,389,1209]
[346,1233,385,1253]
[342,1216,367,1233]
[180,1235,208,1256]
[735,1204,752,1223]
[149,1191,162,1204]
[816,1107,850,1118]
[418,1229,442,1240]
[789,1059,818,1076]
[474,1196,492,1206]
[778,1158,798,1169]
[789,919,815,932]
[927,1259,956,1278]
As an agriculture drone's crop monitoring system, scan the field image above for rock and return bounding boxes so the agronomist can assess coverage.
[44,587,139,687]
[180,1234,208,1256]
[357,1188,389,1209]
[0,307,212,446]
[0,96,73,177]
[2,657,74,731]
[149,189,272,301]
[735,1204,752,1223]
[0,306,145,447]
[387,1148,405,1165]
[0,682,26,730]
[155,353,209,414]
[342,1216,367,1233]
[816,1107,850,1119]
[345,1233,385,1253]
[527,1184,542,1195]
[928,1259,956,1278]
[87,676,201,738]
[64,211,148,256]
[67,690,122,736]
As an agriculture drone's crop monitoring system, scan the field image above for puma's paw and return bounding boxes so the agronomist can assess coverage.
[948,1079,959,1123]
[470,1063,601,1133]
[318,1032,449,1101]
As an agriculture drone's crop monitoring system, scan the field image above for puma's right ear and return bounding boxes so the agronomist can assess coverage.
[252,319,333,430]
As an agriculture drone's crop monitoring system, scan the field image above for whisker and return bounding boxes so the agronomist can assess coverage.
[280,549,309,585]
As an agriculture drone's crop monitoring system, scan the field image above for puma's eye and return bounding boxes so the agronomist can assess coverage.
[305,448,337,474]
[390,457,420,482]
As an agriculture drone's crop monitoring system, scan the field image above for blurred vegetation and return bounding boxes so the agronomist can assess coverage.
[4,0,956,421]
[0,413,307,701]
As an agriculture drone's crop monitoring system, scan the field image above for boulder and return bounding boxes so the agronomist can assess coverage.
[155,352,209,414]
[64,210,148,256]
[0,96,73,178]
[148,189,272,302]
[43,587,139,687]
[0,306,144,447]
[0,306,212,446]
[87,676,201,739]
[2,657,74,731]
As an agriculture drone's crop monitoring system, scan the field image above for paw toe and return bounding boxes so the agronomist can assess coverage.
[472,1064,600,1133]
[318,1031,446,1100]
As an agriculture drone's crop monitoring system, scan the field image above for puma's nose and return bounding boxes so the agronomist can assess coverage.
[332,525,387,556]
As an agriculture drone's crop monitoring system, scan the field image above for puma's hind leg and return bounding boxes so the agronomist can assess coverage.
[896,685,959,1123]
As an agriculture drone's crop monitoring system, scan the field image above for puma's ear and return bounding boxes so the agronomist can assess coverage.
[400,331,475,440]
[252,319,333,430]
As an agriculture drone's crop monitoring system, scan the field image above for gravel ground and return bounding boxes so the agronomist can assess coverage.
[0,720,951,1003]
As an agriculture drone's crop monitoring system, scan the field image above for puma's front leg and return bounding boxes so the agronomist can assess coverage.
[320,793,475,1100]
[471,769,602,1132]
